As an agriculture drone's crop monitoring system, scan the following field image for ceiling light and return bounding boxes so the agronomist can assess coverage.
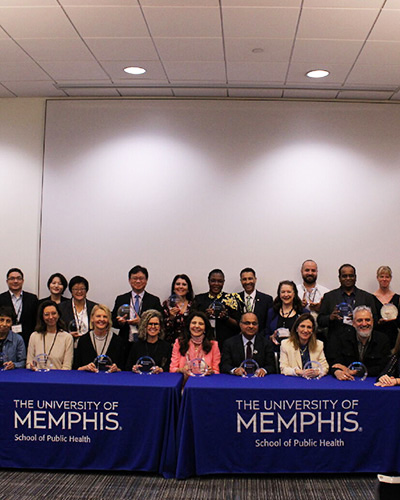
[124,66,146,75]
[252,48,264,54]
[306,69,330,79]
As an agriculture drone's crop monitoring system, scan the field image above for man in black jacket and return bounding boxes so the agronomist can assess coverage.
[112,265,162,344]
[331,305,390,380]
[0,268,38,347]
[220,312,275,376]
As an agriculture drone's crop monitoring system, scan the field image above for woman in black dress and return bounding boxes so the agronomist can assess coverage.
[126,310,171,374]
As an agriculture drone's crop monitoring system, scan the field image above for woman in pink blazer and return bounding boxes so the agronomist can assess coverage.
[170,311,220,376]
[280,313,329,377]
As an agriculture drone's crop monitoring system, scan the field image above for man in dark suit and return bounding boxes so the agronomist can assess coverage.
[220,312,275,376]
[238,267,273,334]
[0,268,38,346]
[331,306,390,380]
[112,265,162,343]
[317,263,377,362]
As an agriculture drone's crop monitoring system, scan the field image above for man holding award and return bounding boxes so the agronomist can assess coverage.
[317,264,377,364]
[220,312,276,376]
[296,260,329,317]
[111,266,162,347]
[331,306,390,380]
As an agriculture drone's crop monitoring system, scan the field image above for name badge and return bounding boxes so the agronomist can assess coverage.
[12,325,22,333]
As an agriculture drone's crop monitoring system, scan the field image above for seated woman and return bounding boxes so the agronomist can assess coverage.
[59,276,97,338]
[126,309,172,373]
[27,300,73,370]
[376,333,400,387]
[266,280,308,347]
[280,313,329,377]
[39,273,68,305]
[373,265,400,349]
[170,311,220,377]
[162,274,194,345]
[74,304,124,373]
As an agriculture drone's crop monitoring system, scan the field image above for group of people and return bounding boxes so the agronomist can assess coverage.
[0,262,399,386]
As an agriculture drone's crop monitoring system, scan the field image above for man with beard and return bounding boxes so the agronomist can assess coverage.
[296,260,329,316]
[317,263,377,363]
[331,306,390,380]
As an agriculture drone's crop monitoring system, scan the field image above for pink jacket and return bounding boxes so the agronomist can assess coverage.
[170,339,221,374]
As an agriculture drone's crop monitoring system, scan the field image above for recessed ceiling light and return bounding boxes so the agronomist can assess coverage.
[252,48,264,54]
[124,66,146,75]
[306,69,330,79]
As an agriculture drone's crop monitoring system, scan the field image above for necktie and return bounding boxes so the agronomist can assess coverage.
[246,340,252,359]
[134,295,140,316]
[246,296,252,312]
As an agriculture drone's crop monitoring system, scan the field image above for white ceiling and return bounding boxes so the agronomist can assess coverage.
[2,0,400,100]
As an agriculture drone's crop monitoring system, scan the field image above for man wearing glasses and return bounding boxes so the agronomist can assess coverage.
[220,312,275,376]
[112,265,162,345]
[0,268,38,346]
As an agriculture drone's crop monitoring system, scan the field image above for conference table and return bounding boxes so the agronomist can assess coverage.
[0,370,182,478]
[176,374,400,479]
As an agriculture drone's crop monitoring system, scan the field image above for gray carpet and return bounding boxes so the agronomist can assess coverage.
[0,471,377,500]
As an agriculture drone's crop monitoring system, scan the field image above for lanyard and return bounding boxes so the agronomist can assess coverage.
[43,332,58,357]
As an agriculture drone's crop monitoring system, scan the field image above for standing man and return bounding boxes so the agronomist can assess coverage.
[239,267,273,334]
[296,260,329,316]
[318,263,377,362]
[220,312,275,376]
[112,265,162,344]
[194,269,240,349]
[0,268,38,346]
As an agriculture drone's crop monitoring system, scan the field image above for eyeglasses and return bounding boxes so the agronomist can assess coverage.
[72,287,86,292]
[7,277,23,281]
[148,322,160,328]
[131,277,146,282]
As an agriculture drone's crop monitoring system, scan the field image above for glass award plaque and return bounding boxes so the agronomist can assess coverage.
[276,327,290,340]
[187,358,208,377]
[68,319,78,333]
[117,304,130,318]
[32,353,53,372]
[135,356,156,374]
[303,360,323,380]
[168,293,182,309]
[0,352,6,371]
[381,304,398,321]
[94,354,112,373]
[348,362,368,381]
[211,299,225,318]
[240,358,260,377]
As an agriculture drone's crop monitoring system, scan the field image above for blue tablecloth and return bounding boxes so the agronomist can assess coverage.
[176,374,400,478]
[0,370,182,478]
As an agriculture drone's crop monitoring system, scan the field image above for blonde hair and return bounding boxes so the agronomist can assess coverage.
[377,266,392,278]
[90,304,112,332]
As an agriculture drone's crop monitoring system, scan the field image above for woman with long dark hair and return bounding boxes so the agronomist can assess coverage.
[169,311,220,377]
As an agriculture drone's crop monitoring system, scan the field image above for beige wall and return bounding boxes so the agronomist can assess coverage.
[0,98,45,294]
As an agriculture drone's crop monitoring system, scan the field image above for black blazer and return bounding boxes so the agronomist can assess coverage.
[73,332,125,370]
[331,329,390,378]
[0,290,38,346]
[239,290,273,334]
[111,291,162,342]
[220,333,276,374]
[58,299,97,334]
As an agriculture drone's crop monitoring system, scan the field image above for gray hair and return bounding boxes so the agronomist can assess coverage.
[137,309,165,341]
[352,305,372,318]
